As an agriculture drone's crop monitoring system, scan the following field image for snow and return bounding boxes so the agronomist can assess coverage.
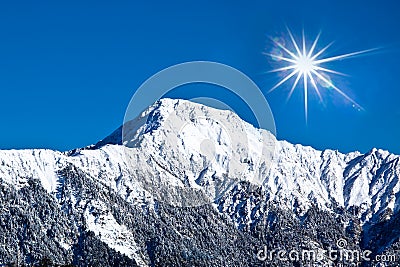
[1,98,400,259]
[84,200,147,266]
[0,149,64,192]
[58,239,71,251]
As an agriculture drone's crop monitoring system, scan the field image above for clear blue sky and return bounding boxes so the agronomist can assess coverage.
[0,0,399,154]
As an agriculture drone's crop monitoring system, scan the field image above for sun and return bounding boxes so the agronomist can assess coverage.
[295,54,314,74]
[265,28,376,122]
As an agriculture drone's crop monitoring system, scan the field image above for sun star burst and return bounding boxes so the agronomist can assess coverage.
[265,28,376,122]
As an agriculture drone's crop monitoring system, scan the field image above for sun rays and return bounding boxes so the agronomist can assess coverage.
[265,27,377,122]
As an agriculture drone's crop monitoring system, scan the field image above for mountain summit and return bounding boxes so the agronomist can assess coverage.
[0,98,399,266]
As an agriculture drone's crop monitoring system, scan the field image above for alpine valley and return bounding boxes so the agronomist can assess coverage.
[0,98,399,266]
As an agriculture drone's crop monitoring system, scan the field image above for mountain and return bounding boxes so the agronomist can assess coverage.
[0,98,399,266]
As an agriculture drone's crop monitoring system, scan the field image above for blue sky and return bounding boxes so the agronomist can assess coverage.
[0,0,399,154]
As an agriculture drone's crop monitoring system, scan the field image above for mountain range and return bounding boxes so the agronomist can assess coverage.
[0,98,399,266]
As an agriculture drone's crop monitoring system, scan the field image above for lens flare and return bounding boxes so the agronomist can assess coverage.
[265,28,377,122]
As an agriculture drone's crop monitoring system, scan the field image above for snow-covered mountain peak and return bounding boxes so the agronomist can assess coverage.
[96,98,244,146]
[3,98,399,216]
[1,98,400,265]
[2,98,400,223]
[115,98,278,207]
[94,98,400,222]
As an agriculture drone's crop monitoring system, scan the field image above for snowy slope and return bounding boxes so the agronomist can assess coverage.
[0,98,399,264]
